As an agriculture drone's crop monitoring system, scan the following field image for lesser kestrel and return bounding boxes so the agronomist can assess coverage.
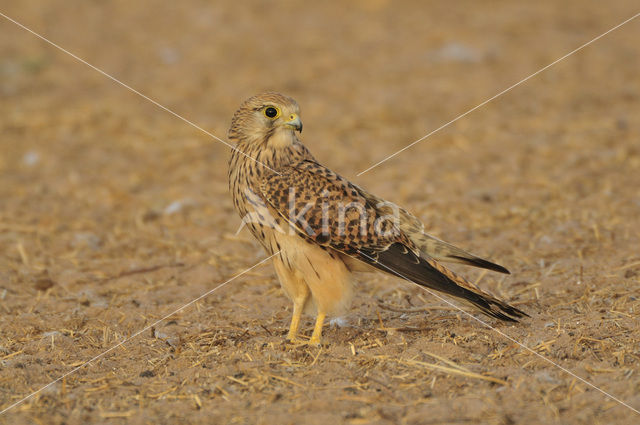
[228,92,526,345]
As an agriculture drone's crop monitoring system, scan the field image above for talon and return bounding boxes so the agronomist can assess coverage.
[308,337,322,347]
[285,337,306,345]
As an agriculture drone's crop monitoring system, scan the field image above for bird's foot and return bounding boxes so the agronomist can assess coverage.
[307,336,322,347]
[285,337,307,346]
[284,336,324,348]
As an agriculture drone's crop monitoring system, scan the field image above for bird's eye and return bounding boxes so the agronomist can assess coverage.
[264,107,280,119]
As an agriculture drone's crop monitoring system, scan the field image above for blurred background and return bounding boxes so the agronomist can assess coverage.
[1,1,639,424]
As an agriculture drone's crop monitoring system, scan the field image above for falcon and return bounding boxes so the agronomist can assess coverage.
[228,93,527,345]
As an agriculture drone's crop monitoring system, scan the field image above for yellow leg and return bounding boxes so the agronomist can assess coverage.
[287,303,303,342]
[308,311,326,346]
[286,292,309,343]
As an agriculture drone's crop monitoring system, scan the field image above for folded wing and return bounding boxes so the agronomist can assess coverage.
[358,189,510,274]
[259,160,526,321]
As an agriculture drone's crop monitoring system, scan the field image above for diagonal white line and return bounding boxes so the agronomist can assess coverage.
[0,11,279,175]
[357,11,640,176]
[356,250,640,415]
[0,252,279,416]
[3,3,638,417]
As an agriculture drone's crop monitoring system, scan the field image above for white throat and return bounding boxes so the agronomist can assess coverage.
[269,129,297,149]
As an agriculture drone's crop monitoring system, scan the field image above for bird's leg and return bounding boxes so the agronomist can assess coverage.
[308,311,326,346]
[286,303,303,342]
[286,291,309,343]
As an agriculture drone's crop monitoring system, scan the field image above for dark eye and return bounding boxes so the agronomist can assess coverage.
[264,107,279,118]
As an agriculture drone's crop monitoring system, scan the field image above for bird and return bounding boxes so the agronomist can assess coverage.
[228,92,527,345]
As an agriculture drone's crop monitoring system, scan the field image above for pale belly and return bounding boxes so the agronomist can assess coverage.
[270,232,353,317]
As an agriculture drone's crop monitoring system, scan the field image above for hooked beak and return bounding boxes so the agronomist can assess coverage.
[283,114,303,133]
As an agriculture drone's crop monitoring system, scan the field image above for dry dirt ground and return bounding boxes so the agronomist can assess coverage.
[1,1,640,424]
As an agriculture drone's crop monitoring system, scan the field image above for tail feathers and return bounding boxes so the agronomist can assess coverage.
[448,255,510,275]
[412,233,510,274]
[355,188,510,274]
[360,243,527,322]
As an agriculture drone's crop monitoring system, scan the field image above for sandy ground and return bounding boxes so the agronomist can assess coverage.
[1,1,640,424]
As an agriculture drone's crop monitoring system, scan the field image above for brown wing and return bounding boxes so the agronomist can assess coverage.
[259,160,401,253]
[357,189,510,274]
[260,160,526,321]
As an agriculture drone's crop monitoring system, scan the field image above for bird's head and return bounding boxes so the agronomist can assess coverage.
[228,92,302,148]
